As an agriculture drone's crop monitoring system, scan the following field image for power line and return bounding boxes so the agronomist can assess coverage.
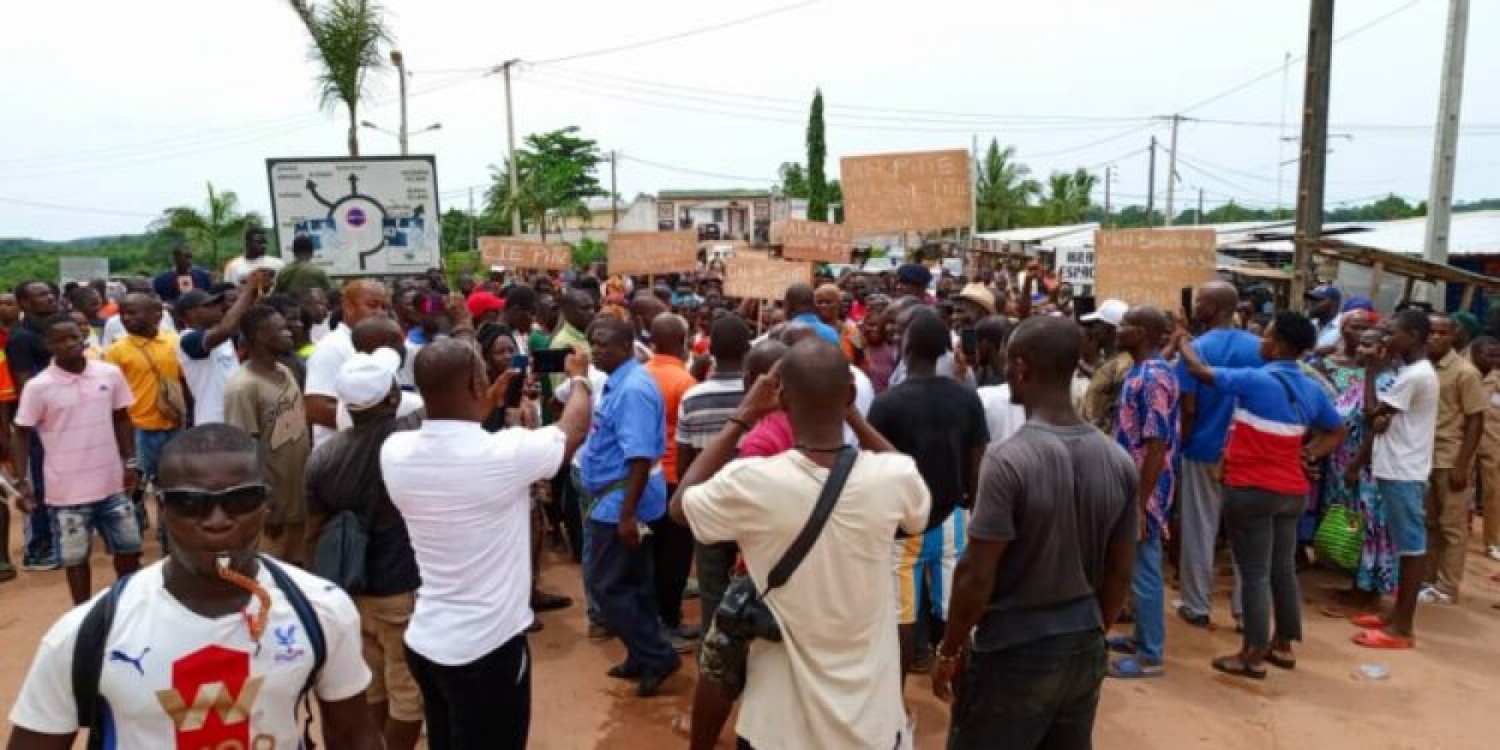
[531,1,820,65]
[618,154,776,183]
[0,195,158,219]
[1178,0,1423,115]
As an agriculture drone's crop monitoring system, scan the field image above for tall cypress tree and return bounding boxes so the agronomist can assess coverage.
[806,89,828,221]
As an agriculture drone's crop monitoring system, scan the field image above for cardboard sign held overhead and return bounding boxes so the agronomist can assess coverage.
[774,219,852,263]
[607,230,699,276]
[478,238,573,271]
[840,149,973,237]
[724,255,812,301]
[1093,229,1217,311]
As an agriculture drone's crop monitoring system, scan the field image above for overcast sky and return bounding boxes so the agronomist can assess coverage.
[4,0,1497,242]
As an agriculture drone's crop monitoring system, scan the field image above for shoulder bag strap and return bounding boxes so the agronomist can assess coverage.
[74,573,134,750]
[765,446,858,592]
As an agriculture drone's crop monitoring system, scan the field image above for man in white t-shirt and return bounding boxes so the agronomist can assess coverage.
[224,227,286,286]
[673,338,930,750]
[8,424,379,749]
[1354,309,1440,651]
[973,316,1027,445]
[380,339,593,749]
[305,280,389,446]
[174,278,262,425]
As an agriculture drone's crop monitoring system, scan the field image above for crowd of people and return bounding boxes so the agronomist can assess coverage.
[1,228,1497,749]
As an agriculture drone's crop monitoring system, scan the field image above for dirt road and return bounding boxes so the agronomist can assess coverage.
[3,522,1498,748]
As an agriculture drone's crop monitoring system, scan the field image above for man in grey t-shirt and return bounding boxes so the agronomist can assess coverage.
[934,316,1138,750]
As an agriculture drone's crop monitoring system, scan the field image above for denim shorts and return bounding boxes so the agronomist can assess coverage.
[55,494,143,566]
[1377,479,1427,556]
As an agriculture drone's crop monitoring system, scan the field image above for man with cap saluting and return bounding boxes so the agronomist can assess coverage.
[176,273,264,425]
[1082,299,1133,434]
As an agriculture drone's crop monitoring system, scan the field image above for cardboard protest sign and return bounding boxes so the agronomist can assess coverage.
[724,254,812,300]
[1093,229,1216,311]
[478,238,573,271]
[773,219,852,263]
[606,230,699,276]
[840,149,973,236]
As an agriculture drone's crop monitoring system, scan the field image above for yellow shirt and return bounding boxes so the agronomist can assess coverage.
[103,333,183,430]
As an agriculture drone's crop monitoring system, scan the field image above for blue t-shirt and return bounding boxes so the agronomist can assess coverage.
[578,358,668,524]
[1177,328,1263,462]
[792,313,841,346]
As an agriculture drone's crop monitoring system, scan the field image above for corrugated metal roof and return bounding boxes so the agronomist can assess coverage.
[1223,211,1500,257]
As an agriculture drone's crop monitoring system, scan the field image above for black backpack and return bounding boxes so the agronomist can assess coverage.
[71,556,327,750]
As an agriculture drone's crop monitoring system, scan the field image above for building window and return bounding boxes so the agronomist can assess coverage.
[712,208,725,223]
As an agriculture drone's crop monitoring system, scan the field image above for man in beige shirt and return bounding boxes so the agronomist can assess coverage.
[1422,314,1486,604]
[1471,336,1500,561]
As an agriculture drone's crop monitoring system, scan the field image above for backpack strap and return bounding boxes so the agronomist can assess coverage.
[765,446,858,592]
[258,555,328,749]
[73,573,134,750]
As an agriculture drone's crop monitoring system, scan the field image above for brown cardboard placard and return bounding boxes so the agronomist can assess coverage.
[607,230,699,276]
[773,219,852,263]
[840,149,973,236]
[478,238,574,271]
[1093,229,1217,311]
[724,254,812,301]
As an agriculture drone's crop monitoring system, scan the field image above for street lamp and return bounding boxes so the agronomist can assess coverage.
[360,121,441,150]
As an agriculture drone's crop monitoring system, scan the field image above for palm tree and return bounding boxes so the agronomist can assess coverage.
[156,183,264,269]
[975,139,1040,231]
[1033,168,1098,225]
[286,0,392,157]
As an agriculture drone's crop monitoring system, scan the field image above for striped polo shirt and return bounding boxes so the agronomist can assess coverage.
[676,372,745,450]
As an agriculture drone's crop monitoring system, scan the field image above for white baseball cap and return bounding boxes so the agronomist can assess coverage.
[1081,298,1129,327]
[335,347,402,411]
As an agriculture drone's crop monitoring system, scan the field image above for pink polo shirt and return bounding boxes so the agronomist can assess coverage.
[13,360,134,506]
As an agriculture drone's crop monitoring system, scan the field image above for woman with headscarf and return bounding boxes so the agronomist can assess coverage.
[1317,310,1398,610]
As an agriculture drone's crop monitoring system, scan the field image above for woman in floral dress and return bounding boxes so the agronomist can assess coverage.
[1319,313,1397,607]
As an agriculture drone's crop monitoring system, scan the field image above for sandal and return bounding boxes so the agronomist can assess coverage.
[1264,650,1296,670]
[1350,613,1387,629]
[1211,654,1267,680]
[1106,635,1138,655]
[1108,656,1164,679]
[1352,629,1414,650]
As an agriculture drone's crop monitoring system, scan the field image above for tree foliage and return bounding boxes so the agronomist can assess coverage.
[286,0,392,157]
[1033,169,1097,225]
[975,139,1040,231]
[806,89,829,222]
[486,127,605,241]
[153,182,264,269]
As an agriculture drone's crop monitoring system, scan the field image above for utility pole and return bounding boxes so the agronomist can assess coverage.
[1104,165,1113,227]
[609,150,619,227]
[1197,188,1204,225]
[468,187,476,251]
[1423,0,1470,309]
[970,133,979,241]
[1164,114,1182,226]
[1146,136,1157,227]
[391,50,408,156]
[500,59,522,236]
[1292,0,1335,311]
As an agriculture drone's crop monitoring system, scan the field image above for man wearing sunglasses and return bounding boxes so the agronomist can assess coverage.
[11,315,140,605]
[9,424,380,750]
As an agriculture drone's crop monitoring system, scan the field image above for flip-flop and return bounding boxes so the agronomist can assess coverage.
[1108,656,1165,679]
[1350,613,1387,629]
[1106,636,1138,655]
[1211,654,1267,680]
[1352,629,1414,650]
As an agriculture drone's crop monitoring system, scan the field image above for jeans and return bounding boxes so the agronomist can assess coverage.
[650,484,694,629]
[406,634,530,750]
[22,434,57,564]
[1131,523,1165,663]
[1178,459,1224,618]
[573,467,602,626]
[948,630,1107,750]
[137,427,180,549]
[1224,487,1304,650]
[55,494,142,566]
[588,519,680,675]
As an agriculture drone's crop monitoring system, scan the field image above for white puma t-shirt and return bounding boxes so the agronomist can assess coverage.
[9,559,370,749]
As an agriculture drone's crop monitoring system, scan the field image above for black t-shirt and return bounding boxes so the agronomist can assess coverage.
[867,375,989,531]
[5,317,51,383]
[305,412,423,596]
